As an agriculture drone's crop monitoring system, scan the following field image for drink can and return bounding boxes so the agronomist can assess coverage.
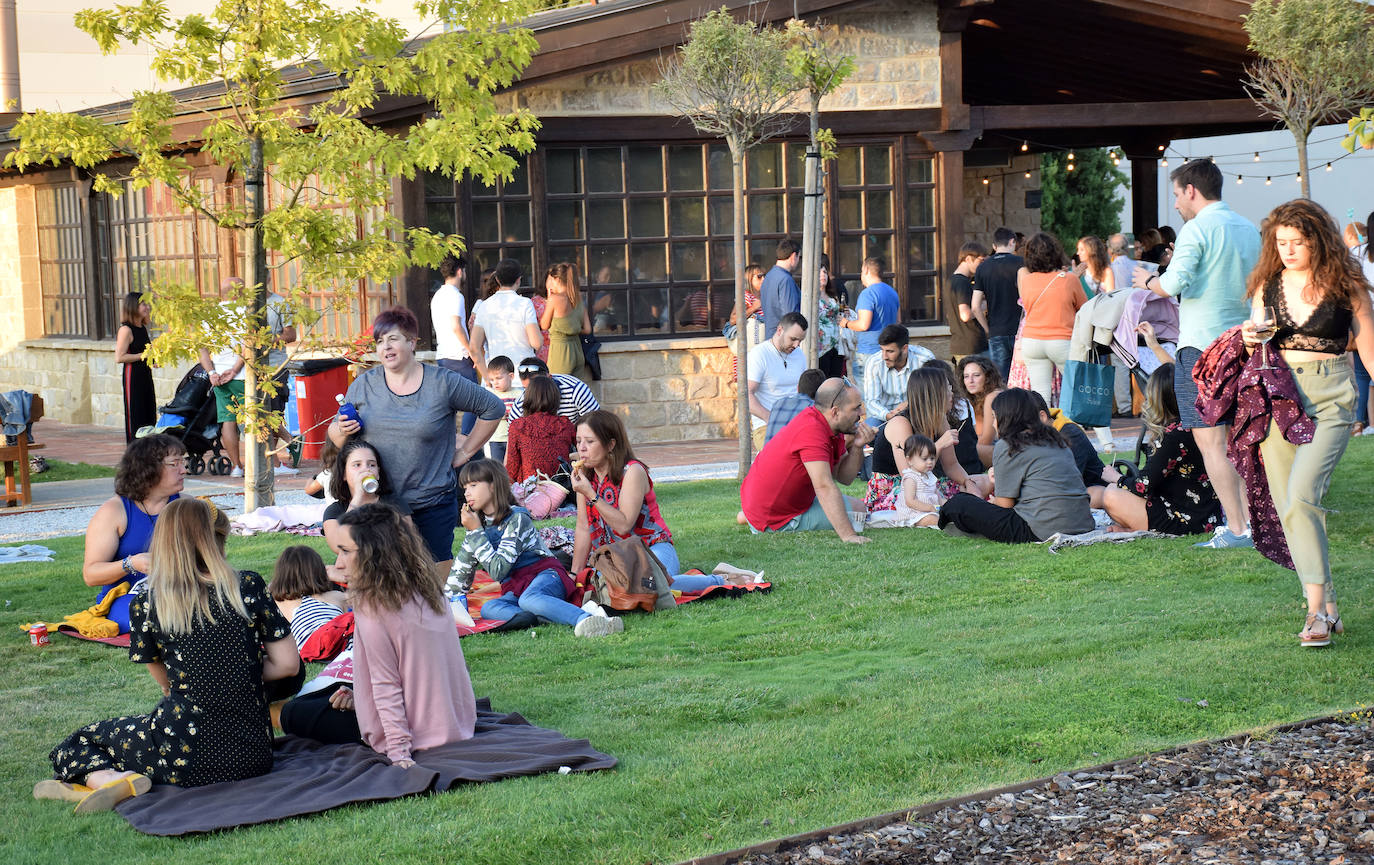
[361,474,379,494]
[29,623,49,647]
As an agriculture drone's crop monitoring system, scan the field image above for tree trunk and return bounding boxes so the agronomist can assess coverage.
[244,131,273,509]
[1294,129,1310,199]
[732,141,751,477]
[799,94,822,369]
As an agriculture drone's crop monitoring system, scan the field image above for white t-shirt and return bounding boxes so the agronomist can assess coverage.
[208,302,247,381]
[429,283,470,361]
[747,340,802,428]
[473,289,538,369]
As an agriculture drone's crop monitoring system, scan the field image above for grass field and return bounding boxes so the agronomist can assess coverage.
[3,438,1373,864]
[29,460,117,484]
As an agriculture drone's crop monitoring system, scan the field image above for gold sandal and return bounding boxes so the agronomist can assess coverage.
[73,773,151,814]
[33,780,91,803]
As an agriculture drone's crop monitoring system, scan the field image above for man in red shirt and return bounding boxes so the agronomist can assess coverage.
[738,377,874,543]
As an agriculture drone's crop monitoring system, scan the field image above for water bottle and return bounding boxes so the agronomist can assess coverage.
[335,394,363,433]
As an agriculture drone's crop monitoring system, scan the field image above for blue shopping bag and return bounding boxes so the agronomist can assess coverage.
[1060,359,1114,428]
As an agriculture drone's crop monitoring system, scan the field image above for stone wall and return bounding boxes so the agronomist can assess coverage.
[497,0,939,117]
[0,186,43,355]
[962,154,1044,244]
[0,338,188,426]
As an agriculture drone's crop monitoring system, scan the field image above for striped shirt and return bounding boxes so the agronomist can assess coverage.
[289,596,345,651]
[507,373,600,423]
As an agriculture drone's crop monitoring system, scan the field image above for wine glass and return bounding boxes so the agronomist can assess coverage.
[1252,305,1276,370]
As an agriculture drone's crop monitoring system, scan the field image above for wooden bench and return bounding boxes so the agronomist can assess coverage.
[1,395,45,507]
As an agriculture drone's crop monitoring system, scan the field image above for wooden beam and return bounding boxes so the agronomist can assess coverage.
[936,149,965,288]
[938,29,969,131]
[1084,0,1252,46]
[977,99,1266,130]
[533,109,943,142]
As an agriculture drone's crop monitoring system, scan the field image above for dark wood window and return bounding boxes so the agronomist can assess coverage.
[905,154,939,322]
[419,135,942,341]
[36,184,93,338]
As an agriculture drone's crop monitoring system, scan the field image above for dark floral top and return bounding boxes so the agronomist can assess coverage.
[1123,423,1223,536]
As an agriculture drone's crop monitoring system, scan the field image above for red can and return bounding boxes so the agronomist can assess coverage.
[29,623,49,647]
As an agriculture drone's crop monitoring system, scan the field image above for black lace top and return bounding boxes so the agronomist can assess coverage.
[1263,276,1352,355]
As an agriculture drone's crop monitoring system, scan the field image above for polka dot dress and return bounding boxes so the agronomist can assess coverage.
[49,571,292,787]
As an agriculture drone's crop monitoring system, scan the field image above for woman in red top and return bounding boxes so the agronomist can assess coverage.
[505,375,575,484]
[569,410,738,592]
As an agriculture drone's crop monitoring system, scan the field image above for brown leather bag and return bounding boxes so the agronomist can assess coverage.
[580,536,676,612]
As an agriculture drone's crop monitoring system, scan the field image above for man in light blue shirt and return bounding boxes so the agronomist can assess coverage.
[843,256,900,395]
[1135,159,1260,550]
[760,238,801,335]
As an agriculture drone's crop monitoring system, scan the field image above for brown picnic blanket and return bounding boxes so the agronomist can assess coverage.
[114,698,616,835]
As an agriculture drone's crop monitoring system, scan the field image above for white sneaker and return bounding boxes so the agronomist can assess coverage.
[581,600,610,618]
[274,465,299,476]
[574,615,624,637]
[230,467,244,478]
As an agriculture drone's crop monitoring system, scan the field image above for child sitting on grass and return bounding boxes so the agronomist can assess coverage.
[449,459,622,638]
[895,434,945,528]
[270,545,347,651]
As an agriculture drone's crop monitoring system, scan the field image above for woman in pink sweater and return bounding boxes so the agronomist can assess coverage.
[336,503,476,766]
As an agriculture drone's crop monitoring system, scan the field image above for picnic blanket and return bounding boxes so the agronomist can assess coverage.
[0,544,55,563]
[57,627,131,648]
[115,698,616,835]
[1042,528,1175,553]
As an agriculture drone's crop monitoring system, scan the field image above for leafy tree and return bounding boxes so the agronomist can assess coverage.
[1344,107,1374,152]
[5,0,539,507]
[1039,149,1128,251]
[655,9,798,473]
[1243,0,1374,197]
[785,21,852,368]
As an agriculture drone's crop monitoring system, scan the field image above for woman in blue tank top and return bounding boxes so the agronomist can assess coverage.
[81,434,186,633]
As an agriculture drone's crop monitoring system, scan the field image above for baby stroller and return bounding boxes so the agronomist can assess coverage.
[149,366,231,476]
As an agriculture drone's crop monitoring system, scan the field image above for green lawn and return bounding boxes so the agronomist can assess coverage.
[29,460,118,484]
[4,439,1373,864]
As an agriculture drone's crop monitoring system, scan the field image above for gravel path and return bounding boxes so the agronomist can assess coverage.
[0,490,320,544]
[729,718,1373,865]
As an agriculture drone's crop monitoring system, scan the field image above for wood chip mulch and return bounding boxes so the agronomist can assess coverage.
[731,718,1374,865]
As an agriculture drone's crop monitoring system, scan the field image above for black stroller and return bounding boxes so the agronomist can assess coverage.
[149,366,232,476]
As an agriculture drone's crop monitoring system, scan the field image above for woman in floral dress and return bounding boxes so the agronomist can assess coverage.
[41,499,300,812]
[1101,364,1222,535]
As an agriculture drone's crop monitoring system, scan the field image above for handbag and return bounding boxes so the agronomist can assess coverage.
[578,536,676,612]
[1060,348,1115,428]
[511,472,569,520]
[580,334,603,380]
[725,315,767,356]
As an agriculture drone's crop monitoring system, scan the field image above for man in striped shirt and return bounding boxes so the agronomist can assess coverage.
[509,357,600,424]
[862,324,933,425]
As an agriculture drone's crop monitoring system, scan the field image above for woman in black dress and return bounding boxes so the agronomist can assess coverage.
[39,498,301,813]
[115,292,156,442]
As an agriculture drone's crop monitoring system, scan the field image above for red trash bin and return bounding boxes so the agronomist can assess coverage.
[291,359,351,461]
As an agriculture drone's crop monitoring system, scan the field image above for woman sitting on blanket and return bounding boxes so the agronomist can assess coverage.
[448,459,621,637]
[938,389,1096,543]
[271,545,347,650]
[570,411,747,592]
[321,440,411,555]
[868,367,992,512]
[1101,364,1223,536]
[80,434,186,634]
[40,498,301,812]
[282,503,477,765]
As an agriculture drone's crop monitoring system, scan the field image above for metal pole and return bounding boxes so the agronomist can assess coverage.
[800,148,822,368]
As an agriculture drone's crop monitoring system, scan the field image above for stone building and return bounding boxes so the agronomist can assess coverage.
[0,0,1269,442]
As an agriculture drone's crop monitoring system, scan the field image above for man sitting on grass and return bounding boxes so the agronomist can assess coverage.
[738,377,874,544]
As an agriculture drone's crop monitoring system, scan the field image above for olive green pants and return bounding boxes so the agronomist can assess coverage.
[1257,355,1355,595]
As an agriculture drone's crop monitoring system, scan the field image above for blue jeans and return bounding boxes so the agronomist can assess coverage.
[487,441,507,463]
[987,335,1015,383]
[649,541,725,592]
[481,569,587,626]
[437,358,480,435]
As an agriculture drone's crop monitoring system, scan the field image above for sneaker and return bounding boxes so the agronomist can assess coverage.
[1193,526,1253,549]
[581,600,610,619]
[1300,613,1332,648]
[273,465,300,476]
[230,467,245,478]
[574,615,624,637]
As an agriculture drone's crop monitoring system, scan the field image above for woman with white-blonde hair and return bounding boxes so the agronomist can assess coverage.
[40,498,300,812]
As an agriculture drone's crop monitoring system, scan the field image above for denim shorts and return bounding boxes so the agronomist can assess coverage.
[410,488,459,562]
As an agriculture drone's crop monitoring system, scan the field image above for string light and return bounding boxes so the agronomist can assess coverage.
[1265,176,1272,185]
[1158,145,1166,151]
[1023,171,1031,179]
[982,177,990,185]
[1296,174,1302,183]
[1067,150,1075,161]
[1159,158,1168,167]
[1066,162,1075,171]
[1021,141,1028,152]
[1236,176,1243,184]
[1325,162,1333,171]
[1253,151,1261,162]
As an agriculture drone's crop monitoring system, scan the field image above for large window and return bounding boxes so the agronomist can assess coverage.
[36,184,92,338]
[905,154,938,321]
